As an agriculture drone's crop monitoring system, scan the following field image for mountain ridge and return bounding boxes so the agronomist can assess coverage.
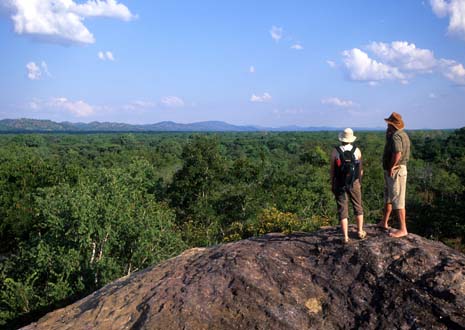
[0,118,382,132]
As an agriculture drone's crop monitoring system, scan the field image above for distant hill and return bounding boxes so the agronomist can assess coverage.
[0,118,256,132]
[0,118,380,132]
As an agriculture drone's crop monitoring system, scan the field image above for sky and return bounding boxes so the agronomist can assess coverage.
[0,0,465,129]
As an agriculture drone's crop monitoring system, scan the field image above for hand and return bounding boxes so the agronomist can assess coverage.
[389,165,399,177]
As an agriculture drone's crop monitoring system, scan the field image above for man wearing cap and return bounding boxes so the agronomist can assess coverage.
[378,112,411,238]
[330,128,366,243]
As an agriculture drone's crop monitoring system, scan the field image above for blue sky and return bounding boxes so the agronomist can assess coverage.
[1,0,465,129]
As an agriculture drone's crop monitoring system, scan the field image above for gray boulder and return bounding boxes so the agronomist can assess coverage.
[21,225,465,330]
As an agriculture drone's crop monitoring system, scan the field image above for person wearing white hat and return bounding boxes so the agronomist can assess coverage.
[330,128,366,243]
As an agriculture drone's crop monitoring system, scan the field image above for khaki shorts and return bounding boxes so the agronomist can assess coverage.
[335,180,363,221]
[384,165,407,210]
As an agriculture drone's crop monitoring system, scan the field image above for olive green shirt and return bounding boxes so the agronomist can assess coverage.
[383,129,410,170]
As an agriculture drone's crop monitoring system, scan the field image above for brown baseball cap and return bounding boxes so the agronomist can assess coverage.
[384,112,405,130]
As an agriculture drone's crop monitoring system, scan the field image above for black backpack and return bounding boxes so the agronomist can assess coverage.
[335,146,359,191]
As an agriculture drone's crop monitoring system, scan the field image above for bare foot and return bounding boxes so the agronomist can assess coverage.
[376,221,390,230]
[389,230,408,238]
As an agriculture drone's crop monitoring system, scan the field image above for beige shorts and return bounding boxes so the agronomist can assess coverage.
[384,165,407,210]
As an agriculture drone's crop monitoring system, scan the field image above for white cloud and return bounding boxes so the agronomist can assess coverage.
[270,26,283,42]
[7,0,135,45]
[429,92,437,98]
[430,0,449,15]
[50,97,95,117]
[291,43,304,50]
[123,100,156,111]
[71,0,134,20]
[105,51,114,61]
[326,60,336,68]
[160,96,185,108]
[342,48,405,82]
[269,25,305,51]
[29,100,40,110]
[342,41,465,85]
[98,50,115,61]
[249,65,256,73]
[250,92,272,103]
[133,100,156,108]
[430,0,465,39]
[271,108,305,119]
[26,61,51,79]
[281,108,304,114]
[439,59,465,84]
[26,62,41,80]
[321,97,356,107]
[367,41,436,72]
[41,61,51,77]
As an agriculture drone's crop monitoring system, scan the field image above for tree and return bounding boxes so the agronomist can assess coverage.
[0,159,185,327]
[168,136,226,245]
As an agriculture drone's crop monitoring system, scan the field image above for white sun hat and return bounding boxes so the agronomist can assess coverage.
[338,128,357,143]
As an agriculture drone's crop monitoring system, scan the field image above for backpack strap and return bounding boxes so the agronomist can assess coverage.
[335,145,359,190]
[336,145,356,160]
[335,145,344,160]
[349,144,357,160]
[349,145,360,181]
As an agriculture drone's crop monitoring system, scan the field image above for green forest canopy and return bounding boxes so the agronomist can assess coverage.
[0,129,464,328]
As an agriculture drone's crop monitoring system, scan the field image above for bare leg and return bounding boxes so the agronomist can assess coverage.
[341,218,349,242]
[356,214,366,238]
[378,203,392,229]
[356,214,363,231]
[389,208,408,237]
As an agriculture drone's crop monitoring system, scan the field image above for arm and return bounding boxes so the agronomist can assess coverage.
[389,132,403,177]
[389,152,402,177]
[356,148,363,178]
[329,149,337,192]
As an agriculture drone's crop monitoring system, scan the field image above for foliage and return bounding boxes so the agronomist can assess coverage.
[0,128,464,328]
[223,207,329,242]
[0,155,185,328]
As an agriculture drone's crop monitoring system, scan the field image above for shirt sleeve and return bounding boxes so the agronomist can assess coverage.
[392,134,403,153]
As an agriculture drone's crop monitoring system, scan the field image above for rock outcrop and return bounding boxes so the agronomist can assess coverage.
[22,225,465,330]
